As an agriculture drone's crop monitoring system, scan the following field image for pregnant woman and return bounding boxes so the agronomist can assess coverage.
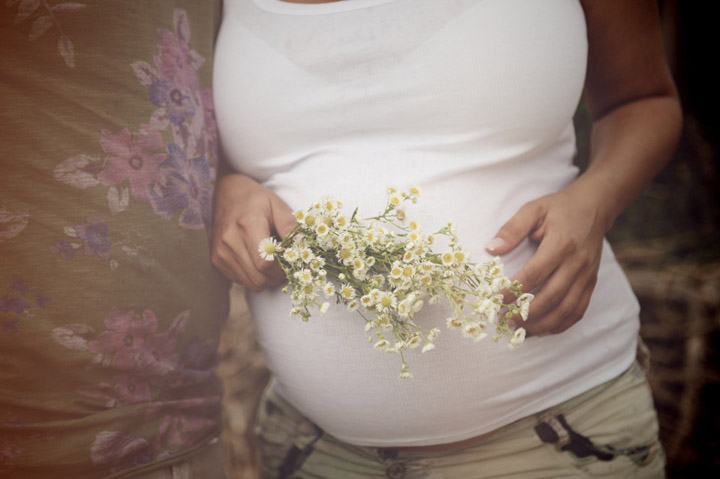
[211,0,681,477]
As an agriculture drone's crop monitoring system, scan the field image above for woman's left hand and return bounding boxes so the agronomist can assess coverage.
[485,180,609,336]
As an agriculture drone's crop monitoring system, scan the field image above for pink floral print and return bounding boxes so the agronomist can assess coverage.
[48,239,75,260]
[97,128,166,202]
[90,431,153,474]
[73,218,112,259]
[53,308,220,469]
[54,8,217,231]
[0,277,50,333]
[51,309,204,408]
[149,398,219,451]
[87,309,185,375]
[0,207,29,241]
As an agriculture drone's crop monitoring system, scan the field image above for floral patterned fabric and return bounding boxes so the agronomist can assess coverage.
[0,2,229,478]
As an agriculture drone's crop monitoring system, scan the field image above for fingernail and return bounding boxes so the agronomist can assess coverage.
[506,318,517,328]
[486,237,504,252]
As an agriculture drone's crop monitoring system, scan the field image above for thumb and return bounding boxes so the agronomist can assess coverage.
[486,202,542,255]
[269,195,297,239]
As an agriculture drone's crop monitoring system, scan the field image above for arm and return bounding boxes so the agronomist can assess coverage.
[211,164,297,291]
[486,0,682,335]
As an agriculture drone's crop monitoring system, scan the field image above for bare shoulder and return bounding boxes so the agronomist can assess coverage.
[579,0,678,119]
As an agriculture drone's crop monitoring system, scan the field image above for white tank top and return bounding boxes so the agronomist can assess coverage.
[214,0,640,446]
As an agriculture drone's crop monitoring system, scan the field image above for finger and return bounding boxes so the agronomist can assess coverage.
[211,224,255,286]
[509,235,567,301]
[211,238,254,287]
[548,276,597,335]
[246,222,287,282]
[270,195,297,239]
[526,272,596,336]
[237,235,280,292]
[520,256,587,320]
[486,202,544,255]
[215,247,254,287]
[242,218,287,288]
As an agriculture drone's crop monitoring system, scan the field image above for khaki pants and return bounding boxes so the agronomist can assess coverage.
[255,362,665,479]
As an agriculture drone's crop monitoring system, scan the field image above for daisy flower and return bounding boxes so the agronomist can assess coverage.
[258,238,279,261]
[398,362,413,380]
[340,284,356,300]
[283,248,299,263]
[406,335,421,349]
[446,317,463,329]
[300,248,313,263]
[390,263,403,279]
[294,269,313,285]
[376,292,397,313]
[335,215,349,228]
[316,223,329,236]
[516,293,534,321]
[427,328,441,341]
[509,328,526,349]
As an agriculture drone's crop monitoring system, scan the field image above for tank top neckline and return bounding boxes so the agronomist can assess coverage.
[251,0,398,16]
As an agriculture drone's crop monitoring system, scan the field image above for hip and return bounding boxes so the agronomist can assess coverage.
[254,359,665,478]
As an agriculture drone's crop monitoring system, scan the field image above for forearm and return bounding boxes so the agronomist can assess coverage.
[573,0,683,234]
[568,93,682,233]
[213,154,261,212]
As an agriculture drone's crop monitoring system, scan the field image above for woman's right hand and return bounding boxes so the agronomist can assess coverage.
[211,172,297,291]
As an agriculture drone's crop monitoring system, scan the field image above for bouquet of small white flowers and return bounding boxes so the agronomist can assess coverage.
[258,186,533,379]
